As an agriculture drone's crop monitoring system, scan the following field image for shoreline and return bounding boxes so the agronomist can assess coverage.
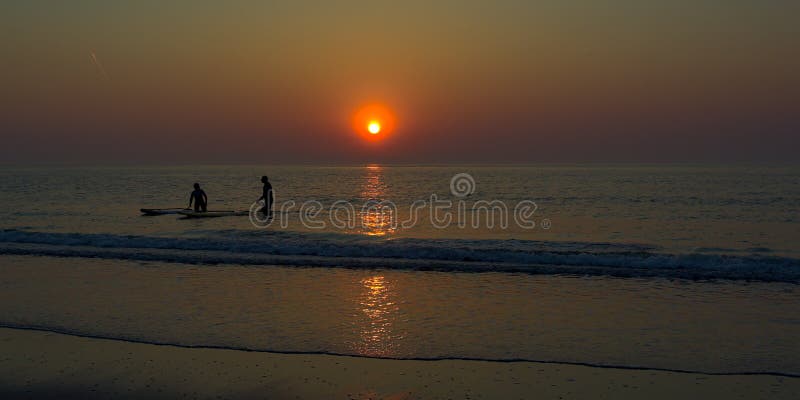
[1,327,797,399]
[2,324,797,378]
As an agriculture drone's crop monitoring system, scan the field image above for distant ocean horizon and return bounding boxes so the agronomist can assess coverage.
[1,164,798,266]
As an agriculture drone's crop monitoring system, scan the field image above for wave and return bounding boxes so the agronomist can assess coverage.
[1,229,799,282]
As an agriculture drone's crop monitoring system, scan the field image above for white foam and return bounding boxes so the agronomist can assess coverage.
[1,229,798,281]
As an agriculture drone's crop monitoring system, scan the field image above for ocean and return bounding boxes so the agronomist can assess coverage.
[0,165,799,375]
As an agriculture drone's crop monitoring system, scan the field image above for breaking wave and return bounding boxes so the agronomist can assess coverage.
[1,229,799,282]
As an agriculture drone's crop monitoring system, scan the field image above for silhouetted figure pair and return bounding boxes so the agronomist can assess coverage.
[188,183,207,212]
[188,179,270,214]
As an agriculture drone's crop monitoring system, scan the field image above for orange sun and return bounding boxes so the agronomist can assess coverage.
[353,104,395,141]
[368,121,381,134]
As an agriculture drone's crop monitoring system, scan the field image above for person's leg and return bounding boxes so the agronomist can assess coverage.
[264,200,273,217]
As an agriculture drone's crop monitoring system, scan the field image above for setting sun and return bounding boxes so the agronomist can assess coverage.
[353,104,396,142]
[368,121,381,134]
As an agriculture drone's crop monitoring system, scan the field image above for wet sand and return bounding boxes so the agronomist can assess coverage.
[0,327,797,399]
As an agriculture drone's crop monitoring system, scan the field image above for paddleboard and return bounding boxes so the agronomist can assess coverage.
[140,208,188,216]
[178,210,249,218]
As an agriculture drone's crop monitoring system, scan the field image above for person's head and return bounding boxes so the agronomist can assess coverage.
[193,183,200,190]
[261,176,269,183]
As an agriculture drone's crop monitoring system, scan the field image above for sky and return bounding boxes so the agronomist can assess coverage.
[1,0,798,165]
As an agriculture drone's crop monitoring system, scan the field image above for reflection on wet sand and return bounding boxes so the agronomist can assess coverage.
[360,165,396,236]
[354,275,401,356]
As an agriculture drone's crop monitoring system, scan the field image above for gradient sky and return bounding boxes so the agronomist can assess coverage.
[1,1,798,164]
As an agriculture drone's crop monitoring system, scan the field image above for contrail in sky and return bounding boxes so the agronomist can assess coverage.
[90,50,109,81]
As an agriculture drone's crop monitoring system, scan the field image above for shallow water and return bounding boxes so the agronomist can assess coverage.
[1,255,798,375]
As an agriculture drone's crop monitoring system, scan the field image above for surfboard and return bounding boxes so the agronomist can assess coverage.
[140,208,188,216]
[177,210,249,219]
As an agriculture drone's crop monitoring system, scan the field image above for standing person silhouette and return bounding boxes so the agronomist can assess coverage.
[188,183,208,212]
[259,176,273,217]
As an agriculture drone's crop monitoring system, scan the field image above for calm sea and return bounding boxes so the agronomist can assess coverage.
[1,165,799,374]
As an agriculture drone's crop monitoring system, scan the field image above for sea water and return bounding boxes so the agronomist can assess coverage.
[0,165,798,374]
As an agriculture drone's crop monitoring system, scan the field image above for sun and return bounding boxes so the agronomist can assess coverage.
[353,103,396,142]
[368,121,381,134]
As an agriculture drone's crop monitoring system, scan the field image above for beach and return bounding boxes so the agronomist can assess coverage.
[2,327,798,399]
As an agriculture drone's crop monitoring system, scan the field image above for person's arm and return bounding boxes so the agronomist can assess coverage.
[188,193,193,208]
[202,191,208,204]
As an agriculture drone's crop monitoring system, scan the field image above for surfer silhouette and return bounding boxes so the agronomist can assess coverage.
[188,183,208,212]
[259,176,273,216]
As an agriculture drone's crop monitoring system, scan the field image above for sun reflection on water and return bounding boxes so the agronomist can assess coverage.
[359,165,396,237]
[354,275,400,356]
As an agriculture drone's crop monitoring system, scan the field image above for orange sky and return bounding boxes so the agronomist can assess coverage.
[1,1,798,164]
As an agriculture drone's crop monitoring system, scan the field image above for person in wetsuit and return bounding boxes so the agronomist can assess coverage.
[188,183,208,212]
[258,176,273,217]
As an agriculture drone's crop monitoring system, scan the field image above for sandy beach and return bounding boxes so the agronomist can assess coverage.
[0,327,797,399]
